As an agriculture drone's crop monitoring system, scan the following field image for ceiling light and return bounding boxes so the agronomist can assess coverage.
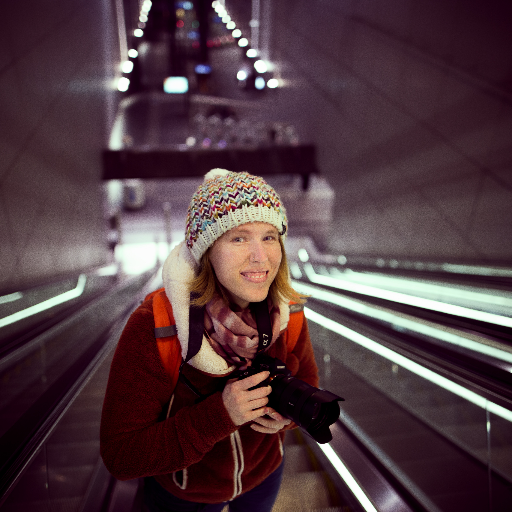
[255,76,265,89]
[121,61,134,73]
[117,77,130,91]
[254,59,267,73]
[163,76,189,94]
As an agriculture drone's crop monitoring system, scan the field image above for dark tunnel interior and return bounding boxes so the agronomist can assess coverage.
[1,1,512,511]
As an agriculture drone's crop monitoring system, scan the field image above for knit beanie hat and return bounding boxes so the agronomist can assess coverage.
[185,169,288,263]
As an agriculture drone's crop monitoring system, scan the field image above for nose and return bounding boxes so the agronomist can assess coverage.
[249,240,268,263]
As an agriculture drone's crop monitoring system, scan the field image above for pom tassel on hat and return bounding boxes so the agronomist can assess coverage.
[204,168,231,181]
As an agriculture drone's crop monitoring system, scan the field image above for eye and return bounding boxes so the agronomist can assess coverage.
[232,236,245,243]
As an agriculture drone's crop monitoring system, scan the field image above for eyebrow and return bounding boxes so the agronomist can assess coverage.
[232,227,278,235]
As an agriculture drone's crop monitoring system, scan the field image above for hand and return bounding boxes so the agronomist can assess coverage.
[222,371,272,426]
[251,408,291,434]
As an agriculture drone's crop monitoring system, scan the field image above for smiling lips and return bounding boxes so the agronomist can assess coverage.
[240,270,269,283]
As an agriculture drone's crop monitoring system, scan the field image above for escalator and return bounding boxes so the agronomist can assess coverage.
[305,301,512,511]
[1,257,511,512]
[286,253,512,511]
[0,268,119,360]
[0,268,161,511]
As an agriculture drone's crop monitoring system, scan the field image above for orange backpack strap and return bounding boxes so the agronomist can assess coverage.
[145,287,165,303]
[152,289,182,393]
[286,302,305,353]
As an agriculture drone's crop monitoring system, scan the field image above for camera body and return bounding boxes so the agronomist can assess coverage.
[236,354,343,444]
[236,354,291,410]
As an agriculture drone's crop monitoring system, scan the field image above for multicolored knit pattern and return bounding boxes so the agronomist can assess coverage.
[185,169,288,262]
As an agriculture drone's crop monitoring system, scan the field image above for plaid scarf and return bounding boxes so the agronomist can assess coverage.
[204,293,281,368]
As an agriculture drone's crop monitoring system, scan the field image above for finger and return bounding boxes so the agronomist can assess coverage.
[224,392,268,417]
[236,371,270,391]
[253,415,292,432]
[246,385,272,402]
[250,423,278,434]
[266,410,289,422]
[251,415,272,427]
[245,397,269,411]
[242,406,271,424]
[225,380,270,400]
[251,414,286,427]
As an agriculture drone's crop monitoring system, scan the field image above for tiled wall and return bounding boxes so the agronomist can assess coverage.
[270,0,512,263]
[0,0,120,293]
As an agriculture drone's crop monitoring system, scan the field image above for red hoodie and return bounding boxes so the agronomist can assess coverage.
[100,296,319,504]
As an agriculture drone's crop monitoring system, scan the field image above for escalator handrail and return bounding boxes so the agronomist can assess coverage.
[0,280,117,364]
[0,269,161,505]
[323,420,427,512]
[0,263,117,298]
[297,280,512,409]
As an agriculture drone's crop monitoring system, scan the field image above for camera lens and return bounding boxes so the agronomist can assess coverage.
[268,376,343,444]
[310,403,320,421]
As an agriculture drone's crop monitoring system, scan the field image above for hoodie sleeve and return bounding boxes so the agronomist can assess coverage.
[100,301,238,481]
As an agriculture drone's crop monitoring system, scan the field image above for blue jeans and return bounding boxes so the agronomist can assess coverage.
[143,459,284,512]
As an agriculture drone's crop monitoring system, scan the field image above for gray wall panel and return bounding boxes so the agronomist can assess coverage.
[0,0,120,293]
[269,0,512,263]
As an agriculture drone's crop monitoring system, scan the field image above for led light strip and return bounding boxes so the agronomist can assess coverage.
[0,275,87,329]
[318,443,378,512]
[0,292,23,305]
[304,307,512,423]
[303,263,512,328]
[293,281,512,364]
[326,267,512,308]
[442,263,512,277]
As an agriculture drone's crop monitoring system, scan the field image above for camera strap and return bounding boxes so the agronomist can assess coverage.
[176,293,210,402]
[250,299,273,354]
[186,292,205,365]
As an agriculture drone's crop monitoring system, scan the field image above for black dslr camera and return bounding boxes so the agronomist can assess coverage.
[236,353,344,444]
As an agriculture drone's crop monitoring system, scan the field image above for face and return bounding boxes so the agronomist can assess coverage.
[209,222,282,309]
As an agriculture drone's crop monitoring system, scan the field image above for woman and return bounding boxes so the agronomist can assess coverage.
[100,169,319,511]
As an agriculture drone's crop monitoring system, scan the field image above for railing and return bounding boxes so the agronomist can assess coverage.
[3,254,511,511]
[0,268,160,507]
[292,258,512,511]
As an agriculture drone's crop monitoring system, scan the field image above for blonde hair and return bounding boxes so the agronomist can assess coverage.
[189,237,308,307]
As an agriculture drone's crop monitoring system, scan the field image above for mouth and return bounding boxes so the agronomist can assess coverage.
[240,270,269,283]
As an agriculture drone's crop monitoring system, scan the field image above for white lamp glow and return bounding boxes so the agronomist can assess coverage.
[117,77,130,91]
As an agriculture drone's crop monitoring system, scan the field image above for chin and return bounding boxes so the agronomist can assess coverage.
[248,288,271,303]
[236,287,270,306]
